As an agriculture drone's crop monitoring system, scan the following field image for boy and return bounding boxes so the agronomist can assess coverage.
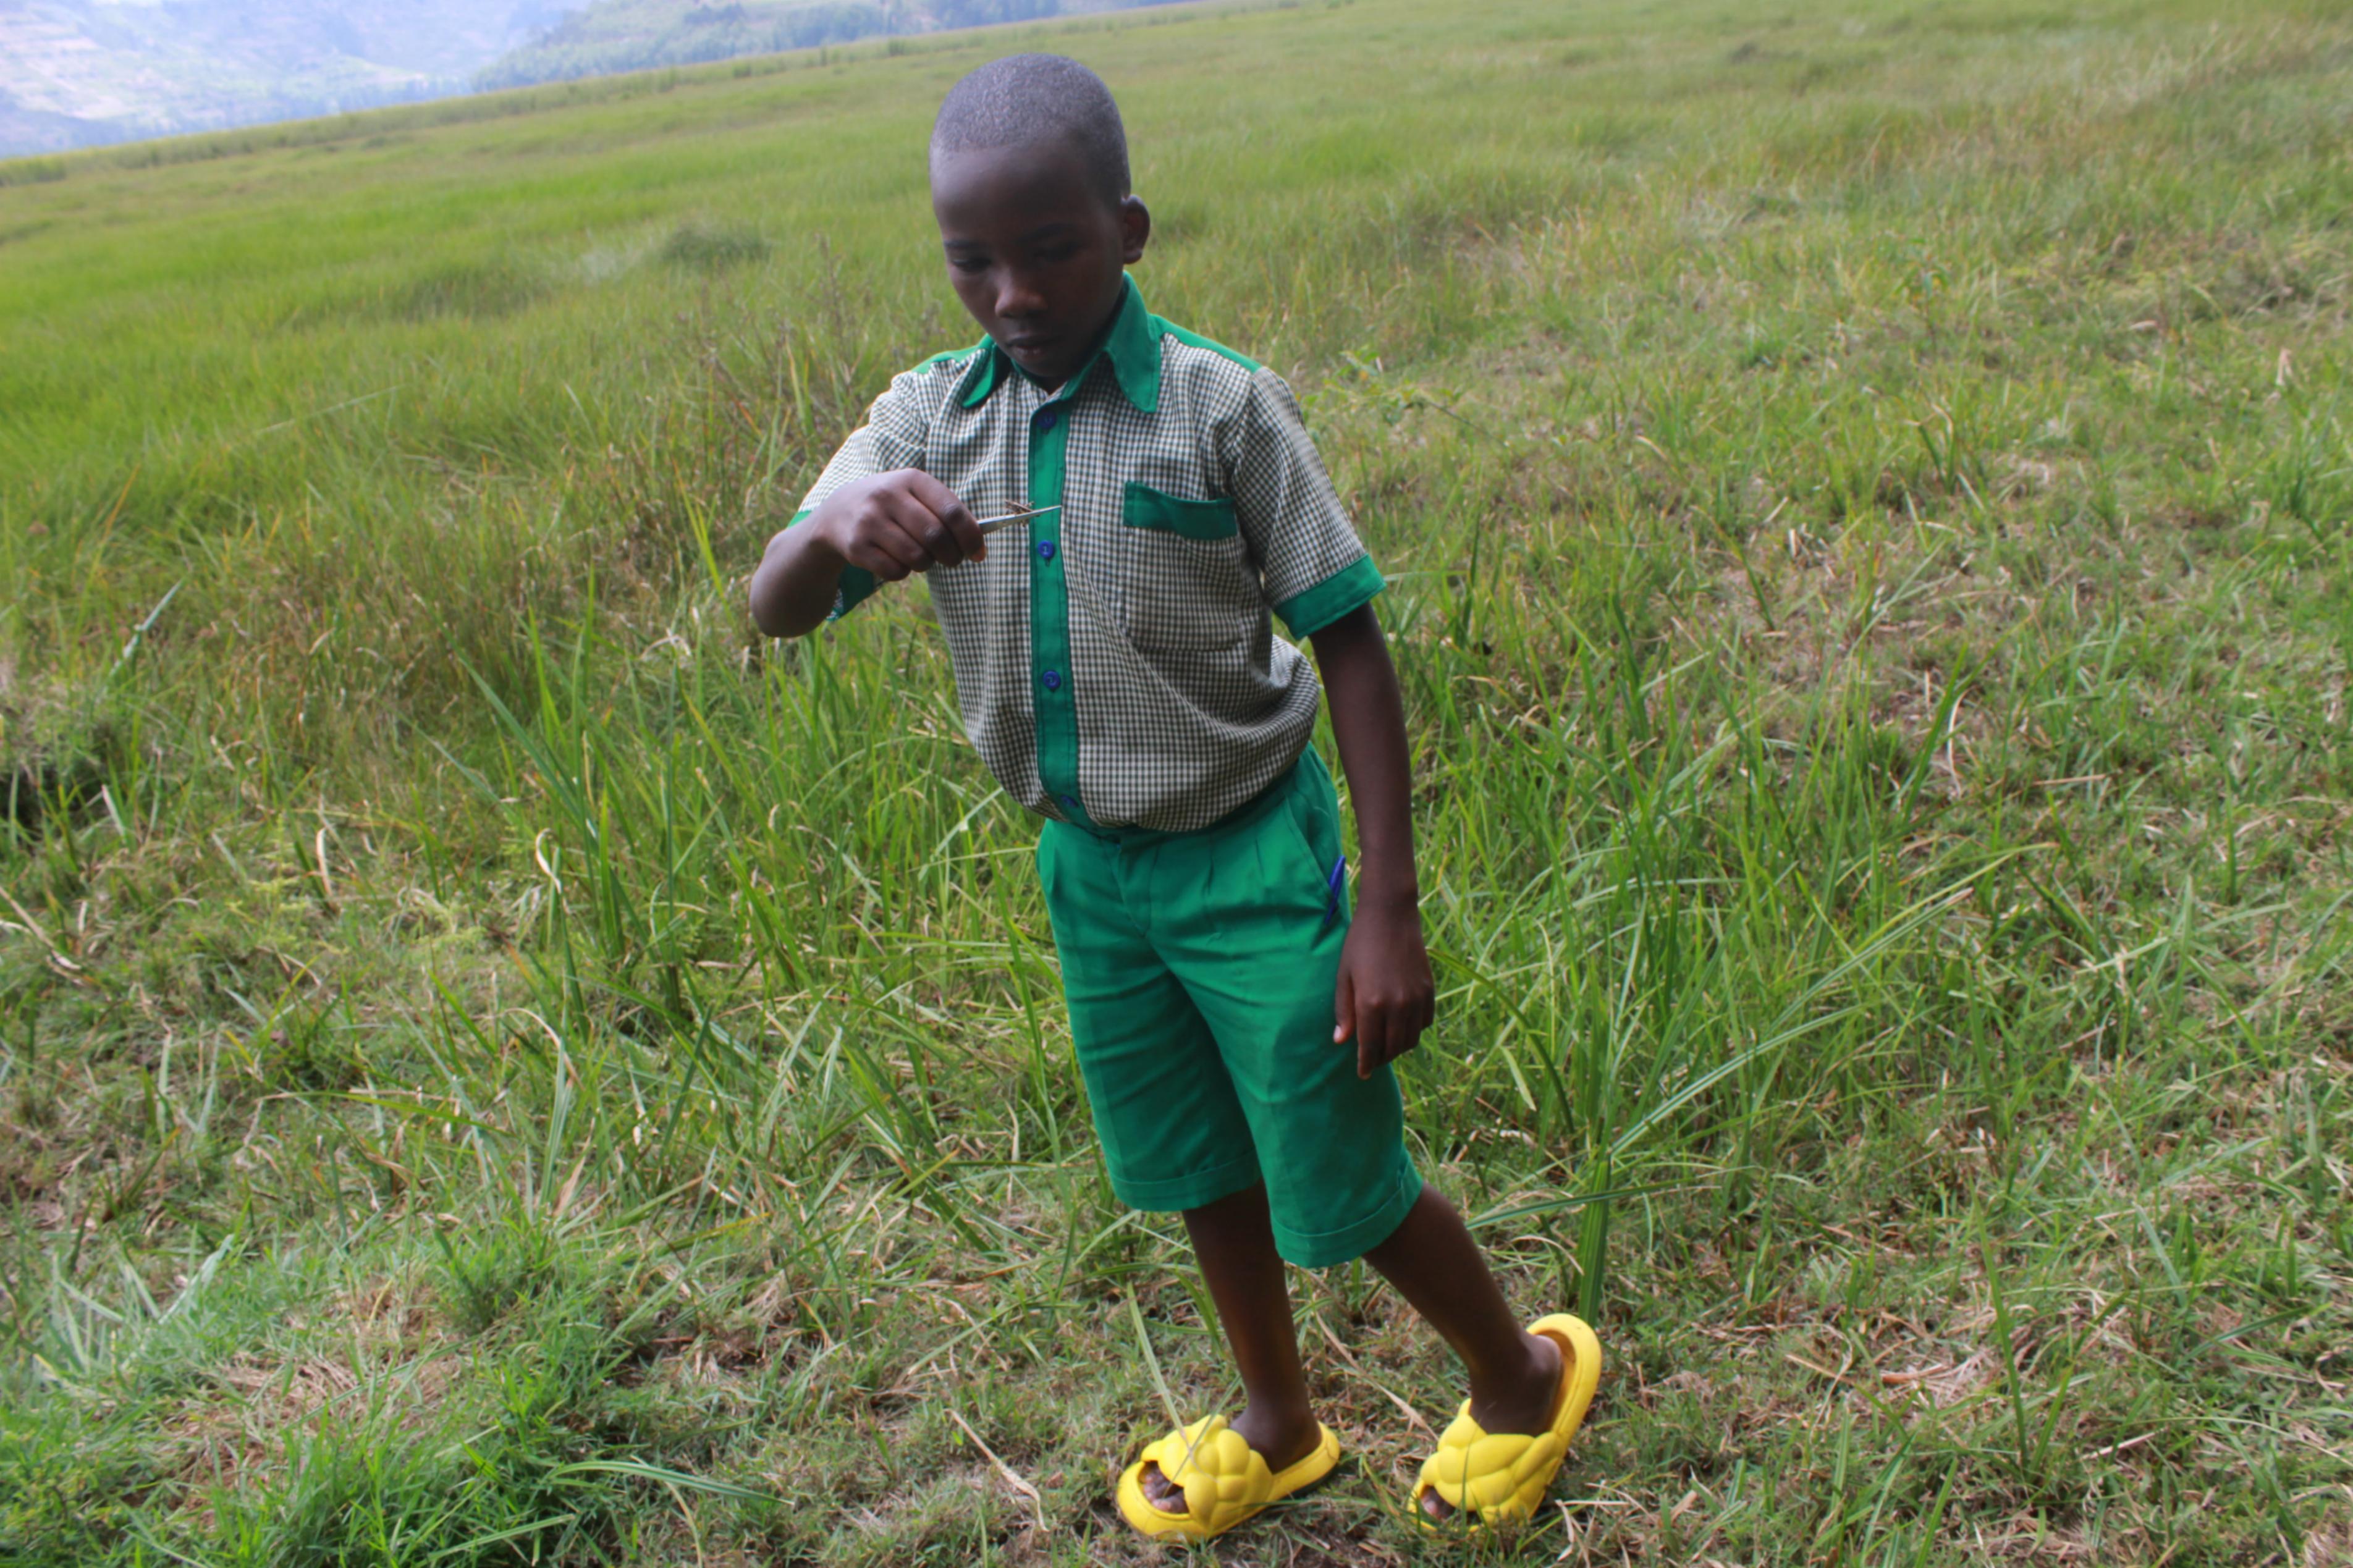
[748,53,1598,1537]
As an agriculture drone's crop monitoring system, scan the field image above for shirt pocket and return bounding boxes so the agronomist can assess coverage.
[1115,483,1256,652]
[1122,480,1240,541]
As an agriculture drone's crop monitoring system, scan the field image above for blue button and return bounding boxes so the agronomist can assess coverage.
[1033,407,1058,431]
[1036,539,1056,560]
[1060,795,1081,810]
[1041,669,1062,691]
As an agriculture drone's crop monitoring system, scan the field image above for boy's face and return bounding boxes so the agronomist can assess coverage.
[931,138,1149,389]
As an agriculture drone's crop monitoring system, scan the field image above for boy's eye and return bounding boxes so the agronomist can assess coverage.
[950,256,990,274]
[1036,245,1079,264]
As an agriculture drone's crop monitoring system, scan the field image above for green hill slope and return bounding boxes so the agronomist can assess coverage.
[2,2,2351,1563]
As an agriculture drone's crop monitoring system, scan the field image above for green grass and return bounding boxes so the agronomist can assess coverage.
[3,0,2351,1561]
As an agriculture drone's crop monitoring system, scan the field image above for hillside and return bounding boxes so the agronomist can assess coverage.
[0,0,580,154]
[478,0,1182,88]
[2,1,2350,1562]
[0,0,1183,154]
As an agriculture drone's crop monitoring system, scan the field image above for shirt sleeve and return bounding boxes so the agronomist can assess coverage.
[791,366,938,620]
[1221,366,1386,639]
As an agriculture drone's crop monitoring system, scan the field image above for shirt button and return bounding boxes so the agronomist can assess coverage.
[1033,407,1058,432]
[1036,539,1056,560]
[1041,669,1062,691]
[1060,795,1081,811]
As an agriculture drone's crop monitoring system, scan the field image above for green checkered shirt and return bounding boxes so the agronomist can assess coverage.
[791,277,1384,834]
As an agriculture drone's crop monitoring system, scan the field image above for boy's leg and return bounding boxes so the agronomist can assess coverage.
[1362,1186,1563,1517]
[1137,1182,1323,1512]
[1037,822,1317,1519]
[1104,757,1576,1516]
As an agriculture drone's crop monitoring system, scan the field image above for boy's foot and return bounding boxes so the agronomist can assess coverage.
[1420,1329,1563,1520]
[1139,1407,1325,1515]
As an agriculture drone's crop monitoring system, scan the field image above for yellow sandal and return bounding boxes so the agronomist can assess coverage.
[1115,1414,1342,1540]
[1413,1312,1602,1526]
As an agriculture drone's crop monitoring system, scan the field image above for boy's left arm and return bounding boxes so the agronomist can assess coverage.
[1311,604,1436,1079]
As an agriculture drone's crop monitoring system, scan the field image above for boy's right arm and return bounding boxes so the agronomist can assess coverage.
[747,470,986,640]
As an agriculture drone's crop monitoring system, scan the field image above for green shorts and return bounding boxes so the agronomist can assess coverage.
[1036,750,1422,1268]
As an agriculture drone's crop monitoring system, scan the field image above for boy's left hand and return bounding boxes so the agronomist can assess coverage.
[1333,898,1435,1079]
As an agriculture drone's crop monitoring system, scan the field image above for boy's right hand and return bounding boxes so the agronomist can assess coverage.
[811,469,987,581]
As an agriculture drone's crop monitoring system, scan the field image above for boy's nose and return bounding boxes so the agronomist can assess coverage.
[995,273,1047,319]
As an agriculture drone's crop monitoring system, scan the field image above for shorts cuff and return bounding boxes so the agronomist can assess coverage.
[1107,1152,1265,1215]
[1272,1157,1424,1269]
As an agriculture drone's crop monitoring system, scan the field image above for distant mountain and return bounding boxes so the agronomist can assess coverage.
[477,0,1178,90]
[0,0,1183,160]
[0,0,585,156]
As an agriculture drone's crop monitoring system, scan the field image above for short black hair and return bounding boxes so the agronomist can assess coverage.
[930,54,1130,206]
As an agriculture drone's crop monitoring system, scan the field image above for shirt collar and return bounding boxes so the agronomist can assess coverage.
[954,274,1161,414]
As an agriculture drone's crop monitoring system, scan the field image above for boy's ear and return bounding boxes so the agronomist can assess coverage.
[1118,195,1151,266]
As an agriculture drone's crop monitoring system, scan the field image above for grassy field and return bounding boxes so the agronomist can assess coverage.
[4,0,2352,1561]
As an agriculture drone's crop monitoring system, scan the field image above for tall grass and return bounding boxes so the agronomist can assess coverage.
[3,0,2351,1561]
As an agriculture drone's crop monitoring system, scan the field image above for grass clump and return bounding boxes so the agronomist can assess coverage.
[2,0,2351,1562]
[659,218,774,270]
[382,257,552,321]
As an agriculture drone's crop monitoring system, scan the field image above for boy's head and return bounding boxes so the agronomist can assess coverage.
[930,54,1149,387]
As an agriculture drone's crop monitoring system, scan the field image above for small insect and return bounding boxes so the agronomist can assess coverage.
[974,504,1060,536]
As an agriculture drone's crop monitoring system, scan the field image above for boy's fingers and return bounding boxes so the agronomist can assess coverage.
[850,512,924,580]
[1332,970,1356,1047]
[1355,1005,1388,1080]
[891,492,965,568]
[877,489,964,570]
[845,537,909,581]
[1379,995,1426,1066]
[1355,988,1383,1073]
[903,471,986,563]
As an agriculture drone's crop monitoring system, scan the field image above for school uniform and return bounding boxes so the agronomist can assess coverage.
[791,276,1421,1266]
